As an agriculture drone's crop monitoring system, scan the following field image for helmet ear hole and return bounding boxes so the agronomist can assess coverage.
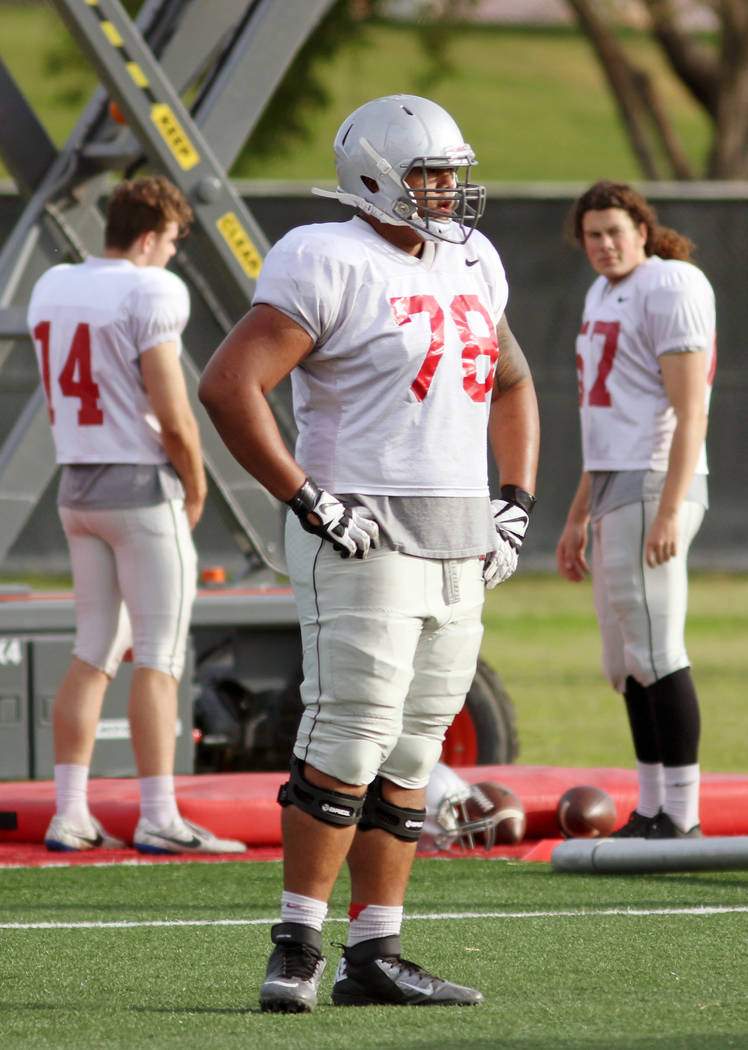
[361,175,378,193]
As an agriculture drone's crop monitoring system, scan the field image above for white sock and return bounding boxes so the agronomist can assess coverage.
[139,775,180,827]
[54,763,91,827]
[280,891,328,932]
[347,903,403,948]
[663,764,701,831]
[635,760,665,818]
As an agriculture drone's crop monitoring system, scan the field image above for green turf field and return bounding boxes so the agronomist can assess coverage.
[0,7,713,182]
[2,857,748,1049]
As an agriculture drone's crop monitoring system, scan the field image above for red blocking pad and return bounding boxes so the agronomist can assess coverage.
[453,765,748,839]
[0,772,285,848]
[1,767,747,857]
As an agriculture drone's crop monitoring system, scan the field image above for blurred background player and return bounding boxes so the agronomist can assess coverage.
[200,93,539,1012]
[27,175,245,856]
[556,180,716,840]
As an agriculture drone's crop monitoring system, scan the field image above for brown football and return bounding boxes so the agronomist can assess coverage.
[464,781,527,845]
[557,785,617,838]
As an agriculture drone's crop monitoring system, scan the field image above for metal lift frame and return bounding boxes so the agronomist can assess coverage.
[0,0,335,574]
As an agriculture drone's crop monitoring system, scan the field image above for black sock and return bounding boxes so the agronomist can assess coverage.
[646,667,700,766]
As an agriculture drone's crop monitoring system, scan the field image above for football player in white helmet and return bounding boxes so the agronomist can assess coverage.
[28,176,245,857]
[313,93,485,244]
[556,180,716,841]
[200,94,539,1012]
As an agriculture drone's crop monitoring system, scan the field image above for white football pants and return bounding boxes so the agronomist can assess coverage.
[60,500,197,680]
[285,513,485,789]
[591,499,704,692]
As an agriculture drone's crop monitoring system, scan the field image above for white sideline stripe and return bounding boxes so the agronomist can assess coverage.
[2,905,748,930]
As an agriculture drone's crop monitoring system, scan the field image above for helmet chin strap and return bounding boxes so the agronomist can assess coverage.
[311,185,411,228]
[314,135,416,229]
[312,185,455,244]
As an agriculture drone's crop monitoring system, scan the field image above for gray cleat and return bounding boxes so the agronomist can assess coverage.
[331,935,483,1007]
[260,923,327,1014]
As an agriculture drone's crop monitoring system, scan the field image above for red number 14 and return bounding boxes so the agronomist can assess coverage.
[33,321,104,426]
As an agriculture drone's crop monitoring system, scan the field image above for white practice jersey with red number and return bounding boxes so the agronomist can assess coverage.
[576,255,716,473]
[253,216,509,496]
[27,256,189,464]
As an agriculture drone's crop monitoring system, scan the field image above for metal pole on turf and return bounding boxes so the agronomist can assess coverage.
[551,836,748,874]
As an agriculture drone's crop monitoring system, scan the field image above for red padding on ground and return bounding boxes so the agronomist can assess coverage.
[1,766,747,850]
[0,842,283,868]
[453,765,748,839]
[0,772,285,847]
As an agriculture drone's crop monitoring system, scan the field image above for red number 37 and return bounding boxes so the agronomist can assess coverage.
[33,321,104,426]
[390,293,499,403]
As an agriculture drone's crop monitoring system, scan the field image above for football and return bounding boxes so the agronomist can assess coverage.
[465,781,527,845]
[557,785,616,839]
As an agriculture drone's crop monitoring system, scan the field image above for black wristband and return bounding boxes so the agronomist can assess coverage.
[286,478,319,516]
[500,484,537,516]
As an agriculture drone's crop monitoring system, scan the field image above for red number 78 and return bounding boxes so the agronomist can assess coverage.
[390,293,499,403]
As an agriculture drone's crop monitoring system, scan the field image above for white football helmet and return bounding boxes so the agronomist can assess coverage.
[312,94,485,244]
[420,762,497,852]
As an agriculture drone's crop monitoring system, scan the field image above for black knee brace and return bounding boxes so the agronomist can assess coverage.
[278,757,366,827]
[358,776,426,842]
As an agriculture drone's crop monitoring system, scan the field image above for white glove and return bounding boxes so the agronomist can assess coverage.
[482,496,531,588]
[482,540,518,589]
[287,479,379,559]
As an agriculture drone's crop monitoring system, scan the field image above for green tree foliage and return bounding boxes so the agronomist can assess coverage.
[234,0,386,170]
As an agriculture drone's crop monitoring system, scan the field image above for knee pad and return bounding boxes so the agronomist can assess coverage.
[382,733,443,787]
[310,737,388,788]
[278,757,366,828]
[358,776,426,842]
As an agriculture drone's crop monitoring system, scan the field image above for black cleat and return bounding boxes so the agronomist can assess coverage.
[259,923,327,1014]
[648,812,702,839]
[331,935,483,1007]
[608,810,655,838]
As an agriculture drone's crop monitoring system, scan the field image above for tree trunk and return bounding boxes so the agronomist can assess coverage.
[708,0,748,177]
[632,67,695,179]
[642,0,720,115]
[566,0,662,178]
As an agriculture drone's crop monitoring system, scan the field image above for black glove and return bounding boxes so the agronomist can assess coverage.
[482,485,535,588]
[287,479,379,559]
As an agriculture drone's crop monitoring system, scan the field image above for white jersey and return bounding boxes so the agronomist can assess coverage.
[27,256,189,464]
[576,255,715,473]
[253,216,509,496]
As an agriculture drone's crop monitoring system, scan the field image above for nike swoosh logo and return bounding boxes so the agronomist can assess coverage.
[150,832,202,849]
[399,981,434,996]
[465,258,479,267]
[77,832,103,847]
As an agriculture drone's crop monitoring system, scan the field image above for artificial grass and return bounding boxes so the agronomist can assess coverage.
[2,858,748,1049]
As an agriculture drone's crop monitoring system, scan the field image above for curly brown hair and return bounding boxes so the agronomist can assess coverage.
[105,175,193,250]
[566,180,694,261]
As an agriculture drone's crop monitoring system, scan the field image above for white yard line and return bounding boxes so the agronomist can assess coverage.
[2,905,748,930]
